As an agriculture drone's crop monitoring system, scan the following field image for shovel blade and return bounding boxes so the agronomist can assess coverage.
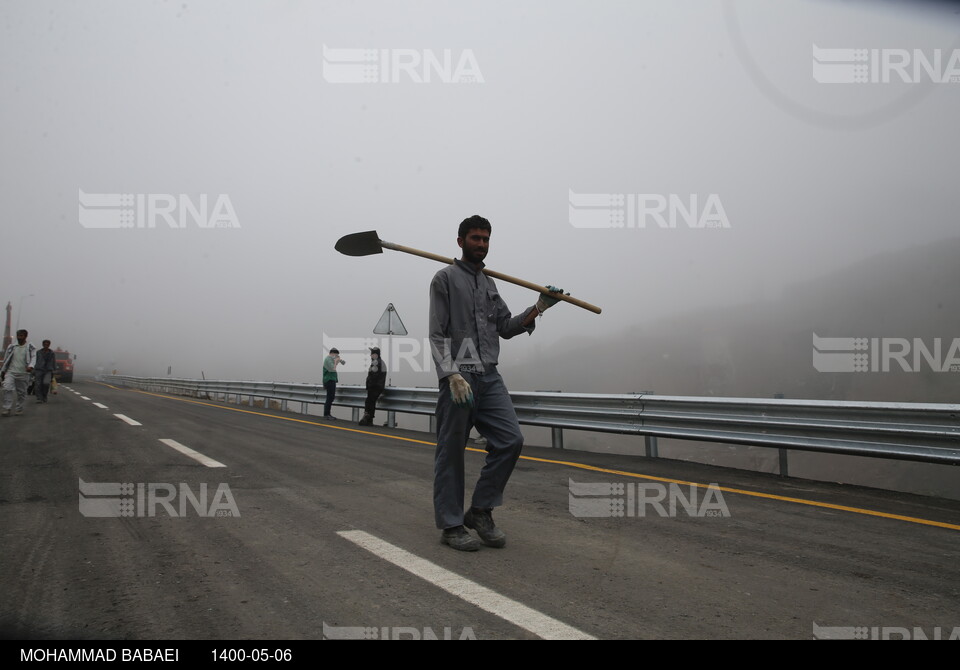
[335,230,384,257]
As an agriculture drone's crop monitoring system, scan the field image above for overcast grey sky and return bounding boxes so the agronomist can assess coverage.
[1,0,958,384]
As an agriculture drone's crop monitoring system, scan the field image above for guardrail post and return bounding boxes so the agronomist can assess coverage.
[249,395,255,407]
[644,435,659,458]
[301,402,307,414]
[429,415,437,434]
[352,407,360,422]
[281,400,288,412]
[773,394,789,476]
[387,411,396,428]
[551,427,564,449]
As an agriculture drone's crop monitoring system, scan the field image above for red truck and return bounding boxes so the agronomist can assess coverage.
[54,348,75,383]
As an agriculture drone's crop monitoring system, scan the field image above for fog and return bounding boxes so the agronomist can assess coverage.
[2,0,958,398]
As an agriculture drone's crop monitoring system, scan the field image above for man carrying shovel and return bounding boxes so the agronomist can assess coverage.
[335,220,597,550]
[429,215,566,551]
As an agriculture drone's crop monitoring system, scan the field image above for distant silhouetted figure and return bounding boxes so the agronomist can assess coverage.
[359,347,387,426]
[33,340,56,403]
[1,329,35,416]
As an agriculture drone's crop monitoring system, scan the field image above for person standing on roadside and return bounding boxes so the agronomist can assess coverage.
[322,347,345,419]
[358,346,387,426]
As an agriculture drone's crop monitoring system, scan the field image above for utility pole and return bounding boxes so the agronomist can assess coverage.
[2,302,11,351]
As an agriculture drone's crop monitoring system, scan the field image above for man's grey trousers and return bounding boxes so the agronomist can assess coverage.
[433,367,524,530]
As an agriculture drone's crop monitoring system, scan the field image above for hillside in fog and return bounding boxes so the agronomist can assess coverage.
[507,236,960,404]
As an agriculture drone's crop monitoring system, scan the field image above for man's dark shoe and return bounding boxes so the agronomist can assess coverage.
[463,507,506,548]
[440,525,481,552]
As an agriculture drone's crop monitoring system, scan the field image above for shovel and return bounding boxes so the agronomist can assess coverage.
[335,230,602,314]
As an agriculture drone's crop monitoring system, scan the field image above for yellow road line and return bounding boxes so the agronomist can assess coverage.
[515,454,960,531]
[101,385,436,446]
[95,383,960,532]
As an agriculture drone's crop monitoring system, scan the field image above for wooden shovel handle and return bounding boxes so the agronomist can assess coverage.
[381,241,602,314]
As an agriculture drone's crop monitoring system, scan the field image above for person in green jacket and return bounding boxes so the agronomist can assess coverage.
[322,348,345,418]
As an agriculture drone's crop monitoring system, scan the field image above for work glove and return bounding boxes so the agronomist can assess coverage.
[448,373,474,409]
[536,285,568,313]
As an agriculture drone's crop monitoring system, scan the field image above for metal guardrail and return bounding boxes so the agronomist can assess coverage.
[102,376,960,471]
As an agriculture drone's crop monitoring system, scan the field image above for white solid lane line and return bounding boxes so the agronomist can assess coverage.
[337,530,596,640]
[114,414,142,426]
[158,438,226,468]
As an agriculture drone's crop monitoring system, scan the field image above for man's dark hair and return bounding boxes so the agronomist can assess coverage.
[458,215,492,240]
[42,340,51,346]
[16,329,27,337]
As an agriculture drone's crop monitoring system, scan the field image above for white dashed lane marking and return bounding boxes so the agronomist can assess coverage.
[158,438,226,468]
[337,530,596,640]
[114,414,142,426]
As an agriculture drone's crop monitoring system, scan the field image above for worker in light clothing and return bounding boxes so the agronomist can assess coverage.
[1,329,36,416]
[429,215,566,551]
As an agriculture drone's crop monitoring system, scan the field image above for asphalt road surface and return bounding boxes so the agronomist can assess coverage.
[2,380,958,640]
